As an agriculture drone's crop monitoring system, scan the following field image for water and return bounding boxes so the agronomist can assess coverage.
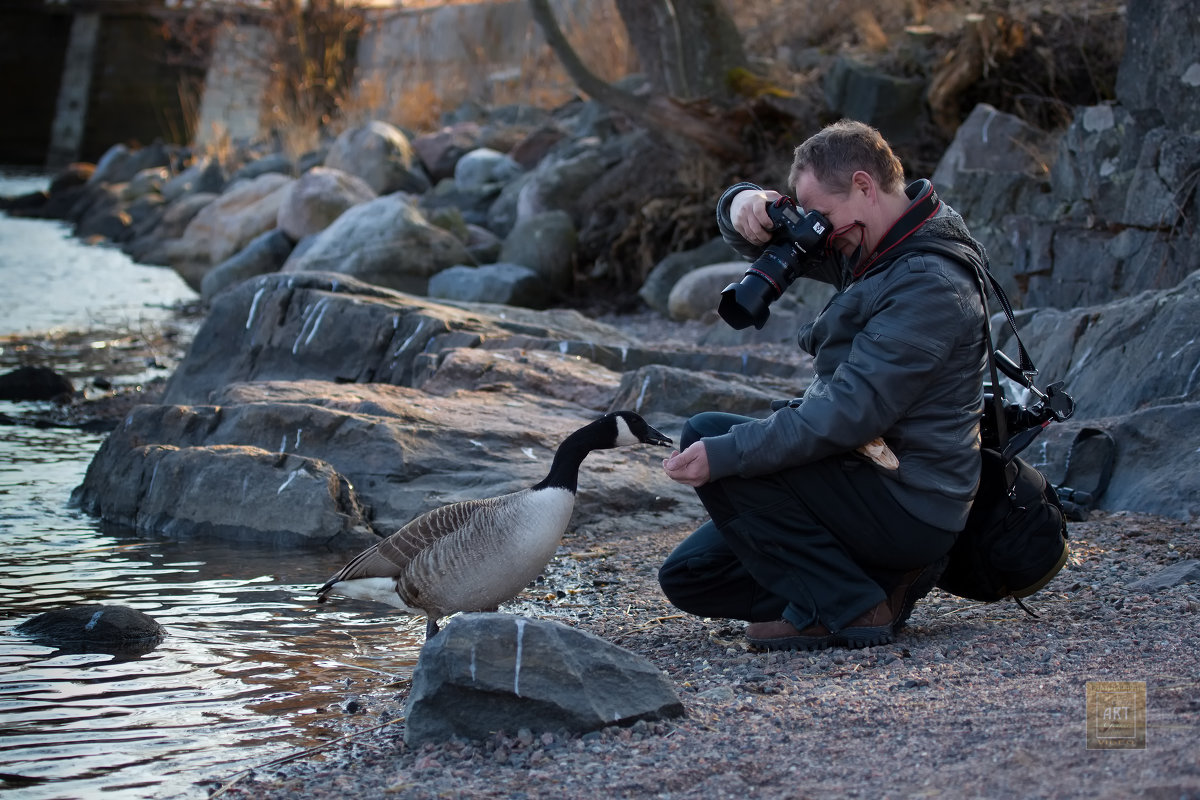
[0,171,423,799]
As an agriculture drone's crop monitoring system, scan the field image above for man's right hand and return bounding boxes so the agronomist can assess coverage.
[729,188,783,246]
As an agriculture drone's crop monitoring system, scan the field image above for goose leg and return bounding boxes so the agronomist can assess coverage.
[425,617,440,639]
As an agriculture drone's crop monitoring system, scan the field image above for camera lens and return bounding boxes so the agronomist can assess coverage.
[717,245,799,330]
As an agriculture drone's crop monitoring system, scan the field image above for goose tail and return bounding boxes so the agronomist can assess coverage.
[316,541,385,601]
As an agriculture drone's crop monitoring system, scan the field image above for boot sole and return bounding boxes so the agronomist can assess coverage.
[746,632,837,652]
[837,625,894,649]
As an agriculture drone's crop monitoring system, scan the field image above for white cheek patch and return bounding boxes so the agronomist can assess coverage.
[613,415,636,446]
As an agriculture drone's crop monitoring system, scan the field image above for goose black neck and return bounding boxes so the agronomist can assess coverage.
[531,424,606,493]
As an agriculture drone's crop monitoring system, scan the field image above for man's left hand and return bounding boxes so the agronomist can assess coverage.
[663,442,711,487]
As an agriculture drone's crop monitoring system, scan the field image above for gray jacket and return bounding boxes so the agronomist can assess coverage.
[707,180,988,531]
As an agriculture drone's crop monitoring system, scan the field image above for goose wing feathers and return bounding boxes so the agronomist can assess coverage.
[318,490,527,593]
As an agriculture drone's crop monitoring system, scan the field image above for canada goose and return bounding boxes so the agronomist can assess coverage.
[316,410,672,638]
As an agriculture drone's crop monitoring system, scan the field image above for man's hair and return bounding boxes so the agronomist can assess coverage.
[788,119,906,195]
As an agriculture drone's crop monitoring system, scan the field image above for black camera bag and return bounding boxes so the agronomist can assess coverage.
[893,239,1071,605]
[938,446,1069,602]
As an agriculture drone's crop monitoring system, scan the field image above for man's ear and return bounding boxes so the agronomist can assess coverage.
[851,170,875,200]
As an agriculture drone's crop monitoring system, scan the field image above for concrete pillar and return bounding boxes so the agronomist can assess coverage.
[194,23,274,148]
[46,11,100,170]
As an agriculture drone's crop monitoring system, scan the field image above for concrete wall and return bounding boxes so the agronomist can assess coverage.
[193,22,275,149]
[193,0,628,147]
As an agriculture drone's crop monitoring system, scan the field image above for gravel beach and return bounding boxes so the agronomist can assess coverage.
[205,507,1200,800]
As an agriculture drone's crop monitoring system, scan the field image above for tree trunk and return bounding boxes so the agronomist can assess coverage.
[528,0,745,159]
[614,0,746,100]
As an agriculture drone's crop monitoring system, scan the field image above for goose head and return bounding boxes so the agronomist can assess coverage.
[601,410,673,449]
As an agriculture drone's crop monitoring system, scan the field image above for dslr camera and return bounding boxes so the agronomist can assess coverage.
[718,197,832,330]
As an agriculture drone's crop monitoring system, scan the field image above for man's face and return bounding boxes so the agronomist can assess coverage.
[793,168,869,257]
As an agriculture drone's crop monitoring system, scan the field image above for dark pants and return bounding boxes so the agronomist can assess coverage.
[658,412,956,633]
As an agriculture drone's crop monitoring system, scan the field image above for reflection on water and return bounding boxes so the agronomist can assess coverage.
[1,175,422,799]
[0,423,423,800]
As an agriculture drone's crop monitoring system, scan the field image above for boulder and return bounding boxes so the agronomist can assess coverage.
[666,262,745,322]
[0,366,74,401]
[1114,0,1200,131]
[499,210,576,293]
[231,152,295,182]
[72,440,377,550]
[639,237,739,316]
[78,380,693,538]
[823,55,928,143]
[610,364,788,420]
[73,183,132,241]
[427,262,550,308]
[411,122,483,182]
[325,121,431,195]
[200,228,295,302]
[453,147,524,192]
[16,604,165,656]
[280,194,473,294]
[404,614,685,746]
[161,157,226,202]
[275,166,376,241]
[514,147,610,227]
[178,172,294,268]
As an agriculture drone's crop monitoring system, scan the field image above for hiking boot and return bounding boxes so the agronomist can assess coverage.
[837,600,894,649]
[745,619,836,651]
[890,555,949,632]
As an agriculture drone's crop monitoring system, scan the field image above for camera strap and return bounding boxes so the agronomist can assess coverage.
[852,179,942,279]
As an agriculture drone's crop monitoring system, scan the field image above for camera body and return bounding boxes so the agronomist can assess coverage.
[718,198,832,330]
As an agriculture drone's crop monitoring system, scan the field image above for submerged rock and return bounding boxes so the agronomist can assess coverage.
[16,604,165,656]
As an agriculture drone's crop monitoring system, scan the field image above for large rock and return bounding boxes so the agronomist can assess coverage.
[1114,0,1200,131]
[404,614,685,746]
[275,166,376,241]
[72,441,377,550]
[991,270,1200,420]
[325,121,431,195]
[177,172,294,268]
[639,237,739,316]
[1028,404,1200,520]
[823,55,927,143]
[453,147,524,192]
[200,228,295,302]
[280,194,473,294]
[610,364,794,420]
[427,262,550,308]
[411,122,483,182]
[78,379,693,538]
[161,157,225,202]
[163,271,808,408]
[499,210,576,293]
[0,365,74,401]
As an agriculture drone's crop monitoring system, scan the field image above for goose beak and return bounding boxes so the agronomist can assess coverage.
[643,423,673,448]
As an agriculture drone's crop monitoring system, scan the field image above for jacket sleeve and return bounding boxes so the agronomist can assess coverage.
[715,182,845,289]
[715,182,766,262]
[705,254,980,480]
